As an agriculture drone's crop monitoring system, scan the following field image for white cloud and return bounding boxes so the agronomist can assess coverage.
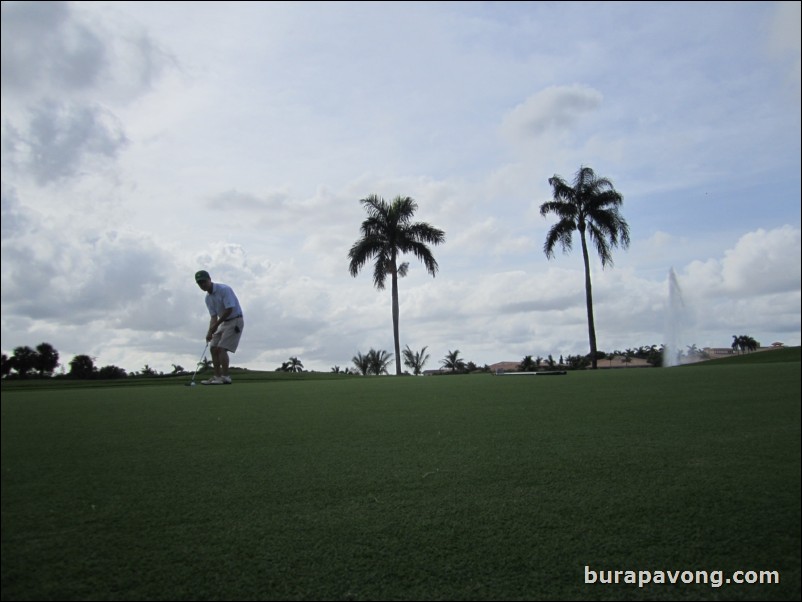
[8,100,129,184]
[501,85,604,140]
[721,226,801,295]
[0,0,171,102]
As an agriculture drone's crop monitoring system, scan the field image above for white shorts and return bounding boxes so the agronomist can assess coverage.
[211,317,244,353]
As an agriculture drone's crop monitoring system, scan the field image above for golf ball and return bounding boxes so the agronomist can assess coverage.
[190,382,196,387]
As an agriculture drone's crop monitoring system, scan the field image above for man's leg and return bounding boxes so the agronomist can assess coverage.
[211,346,223,377]
[220,348,230,377]
[214,320,240,383]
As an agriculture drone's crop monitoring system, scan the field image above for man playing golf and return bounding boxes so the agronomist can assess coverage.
[194,270,244,385]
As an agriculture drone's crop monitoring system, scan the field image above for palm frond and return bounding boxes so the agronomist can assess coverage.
[543,218,575,259]
[406,223,446,245]
[371,252,390,289]
[348,236,384,277]
[546,175,575,204]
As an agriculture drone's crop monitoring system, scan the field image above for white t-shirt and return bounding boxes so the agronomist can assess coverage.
[205,282,243,320]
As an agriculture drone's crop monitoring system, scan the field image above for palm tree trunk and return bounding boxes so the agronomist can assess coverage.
[579,229,598,369]
[391,268,402,376]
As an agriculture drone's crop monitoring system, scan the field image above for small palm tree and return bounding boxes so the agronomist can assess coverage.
[624,348,635,367]
[352,349,394,375]
[441,349,467,373]
[541,166,630,368]
[519,355,536,372]
[368,349,394,375]
[348,195,445,375]
[733,335,759,354]
[402,345,430,375]
[351,352,371,376]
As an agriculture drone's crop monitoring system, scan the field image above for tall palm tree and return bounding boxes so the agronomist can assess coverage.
[348,195,445,375]
[541,166,630,369]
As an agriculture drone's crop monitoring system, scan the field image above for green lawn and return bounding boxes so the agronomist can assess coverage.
[2,357,800,601]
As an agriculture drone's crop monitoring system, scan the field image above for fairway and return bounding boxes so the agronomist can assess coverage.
[2,361,800,601]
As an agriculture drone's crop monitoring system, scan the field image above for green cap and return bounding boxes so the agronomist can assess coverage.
[195,270,210,282]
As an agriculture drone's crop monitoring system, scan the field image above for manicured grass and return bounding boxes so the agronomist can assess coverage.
[2,360,800,601]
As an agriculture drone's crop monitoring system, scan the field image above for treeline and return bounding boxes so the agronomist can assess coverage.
[3,337,764,380]
[527,346,666,370]
[2,343,154,380]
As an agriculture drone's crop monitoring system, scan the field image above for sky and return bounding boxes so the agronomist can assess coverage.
[2,0,800,375]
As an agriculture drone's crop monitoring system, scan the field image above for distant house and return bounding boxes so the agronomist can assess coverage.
[703,347,737,359]
[704,344,783,358]
[489,361,522,374]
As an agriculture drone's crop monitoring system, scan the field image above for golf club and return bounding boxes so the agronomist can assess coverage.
[186,341,209,387]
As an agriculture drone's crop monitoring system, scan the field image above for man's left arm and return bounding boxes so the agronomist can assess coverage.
[207,308,233,340]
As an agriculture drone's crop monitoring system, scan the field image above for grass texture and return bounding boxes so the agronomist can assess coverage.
[2,357,800,600]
